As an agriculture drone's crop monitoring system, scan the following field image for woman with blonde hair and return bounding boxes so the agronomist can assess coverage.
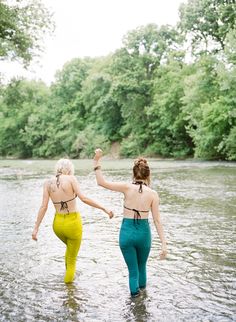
[93,149,167,297]
[32,158,113,283]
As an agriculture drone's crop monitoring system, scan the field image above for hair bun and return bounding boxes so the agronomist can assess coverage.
[134,157,148,167]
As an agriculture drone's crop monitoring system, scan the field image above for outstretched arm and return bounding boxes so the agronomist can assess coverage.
[151,191,167,260]
[32,181,50,241]
[93,148,128,193]
[70,176,114,219]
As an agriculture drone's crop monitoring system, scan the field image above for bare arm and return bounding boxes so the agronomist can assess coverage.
[93,148,128,193]
[151,191,167,259]
[71,176,113,219]
[32,181,50,241]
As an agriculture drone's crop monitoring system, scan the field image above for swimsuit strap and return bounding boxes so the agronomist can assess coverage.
[124,205,149,225]
[124,205,149,213]
[133,180,147,193]
[53,195,77,213]
[56,172,62,188]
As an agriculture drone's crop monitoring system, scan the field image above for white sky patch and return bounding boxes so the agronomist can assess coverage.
[0,0,187,84]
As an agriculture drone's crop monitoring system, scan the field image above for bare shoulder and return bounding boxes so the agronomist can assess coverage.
[45,177,55,192]
[150,189,160,201]
[68,175,78,183]
[151,188,159,195]
[44,177,54,186]
[123,182,135,192]
[67,175,80,188]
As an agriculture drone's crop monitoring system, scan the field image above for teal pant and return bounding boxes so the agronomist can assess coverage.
[119,218,151,296]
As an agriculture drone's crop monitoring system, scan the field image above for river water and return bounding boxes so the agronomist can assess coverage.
[0,159,235,322]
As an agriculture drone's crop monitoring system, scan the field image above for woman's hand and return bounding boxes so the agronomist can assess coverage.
[32,227,38,241]
[104,208,114,219]
[159,244,167,260]
[94,148,103,161]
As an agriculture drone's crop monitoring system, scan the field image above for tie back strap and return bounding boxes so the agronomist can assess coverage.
[56,172,62,188]
[133,180,147,193]
[53,195,77,214]
[133,209,141,225]
[60,201,69,212]
[124,205,149,226]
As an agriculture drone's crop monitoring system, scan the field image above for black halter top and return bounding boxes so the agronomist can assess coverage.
[123,181,149,224]
[52,173,77,213]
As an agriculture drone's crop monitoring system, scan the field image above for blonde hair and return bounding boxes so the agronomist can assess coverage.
[55,158,74,175]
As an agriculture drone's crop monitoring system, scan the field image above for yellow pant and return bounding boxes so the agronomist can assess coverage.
[53,212,82,283]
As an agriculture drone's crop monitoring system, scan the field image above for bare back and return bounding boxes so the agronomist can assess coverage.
[47,175,78,214]
[123,183,155,219]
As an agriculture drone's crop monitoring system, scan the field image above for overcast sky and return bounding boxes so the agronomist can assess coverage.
[1,0,187,84]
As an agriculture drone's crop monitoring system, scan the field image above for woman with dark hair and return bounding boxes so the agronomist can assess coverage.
[93,149,167,297]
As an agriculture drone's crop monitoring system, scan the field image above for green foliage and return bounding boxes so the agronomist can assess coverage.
[182,51,236,160]
[81,57,123,141]
[223,126,236,160]
[120,135,143,157]
[0,7,235,160]
[52,58,92,104]
[72,124,110,158]
[0,78,50,157]
[224,28,236,65]
[191,99,232,159]
[0,0,54,65]
[147,58,194,157]
[109,24,183,156]
[179,0,236,53]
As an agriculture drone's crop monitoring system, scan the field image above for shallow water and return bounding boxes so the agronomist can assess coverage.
[0,159,235,322]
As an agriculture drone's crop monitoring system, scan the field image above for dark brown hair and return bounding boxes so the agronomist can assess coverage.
[133,157,150,185]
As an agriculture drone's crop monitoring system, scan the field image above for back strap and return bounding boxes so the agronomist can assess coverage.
[133,181,147,193]
[124,205,149,226]
[124,205,149,213]
[56,172,62,188]
[53,195,77,213]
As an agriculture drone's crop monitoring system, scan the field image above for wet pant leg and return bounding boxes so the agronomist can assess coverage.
[53,212,83,283]
[119,219,151,296]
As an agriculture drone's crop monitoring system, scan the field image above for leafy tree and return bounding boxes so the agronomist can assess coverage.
[123,24,182,73]
[182,48,236,160]
[191,99,233,159]
[223,126,236,160]
[72,124,109,158]
[0,78,50,157]
[0,16,235,161]
[42,58,94,157]
[179,0,236,53]
[81,57,124,142]
[111,24,182,156]
[0,0,54,65]
[146,56,194,158]
[216,28,236,160]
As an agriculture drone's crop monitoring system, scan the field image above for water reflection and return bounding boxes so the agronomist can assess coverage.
[123,290,152,322]
[62,284,86,321]
[63,284,79,311]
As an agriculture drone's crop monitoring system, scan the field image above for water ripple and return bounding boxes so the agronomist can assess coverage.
[0,160,235,321]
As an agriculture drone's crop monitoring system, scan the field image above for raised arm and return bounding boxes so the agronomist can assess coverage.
[93,148,128,193]
[32,181,50,241]
[151,191,167,260]
[70,175,113,219]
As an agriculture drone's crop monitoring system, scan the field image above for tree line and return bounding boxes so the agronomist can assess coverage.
[0,0,235,160]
